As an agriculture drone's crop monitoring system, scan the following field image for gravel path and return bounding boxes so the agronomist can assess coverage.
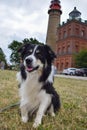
[55,74,87,80]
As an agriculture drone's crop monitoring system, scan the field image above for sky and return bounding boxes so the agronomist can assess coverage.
[0,0,87,63]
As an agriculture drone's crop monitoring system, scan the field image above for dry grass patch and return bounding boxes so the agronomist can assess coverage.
[0,70,87,130]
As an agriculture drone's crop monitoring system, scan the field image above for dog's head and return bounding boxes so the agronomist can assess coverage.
[18,43,56,72]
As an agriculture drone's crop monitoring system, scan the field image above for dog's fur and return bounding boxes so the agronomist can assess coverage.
[17,43,60,128]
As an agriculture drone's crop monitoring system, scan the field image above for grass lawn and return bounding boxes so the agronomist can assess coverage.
[0,70,87,130]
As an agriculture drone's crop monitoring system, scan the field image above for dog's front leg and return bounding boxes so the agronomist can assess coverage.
[20,104,29,123]
[33,94,51,128]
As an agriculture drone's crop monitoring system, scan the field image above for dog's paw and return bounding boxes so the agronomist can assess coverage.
[33,121,41,128]
[22,116,28,123]
[51,112,55,117]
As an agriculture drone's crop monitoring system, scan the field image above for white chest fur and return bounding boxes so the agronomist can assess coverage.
[17,69,53,128]
[17,71,42,109]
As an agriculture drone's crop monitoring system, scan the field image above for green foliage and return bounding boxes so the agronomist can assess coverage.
[8,38,44,65]
[74,50,87,68]
[23,38,44,45]
[8,40,22,64]
[0,48,6,63]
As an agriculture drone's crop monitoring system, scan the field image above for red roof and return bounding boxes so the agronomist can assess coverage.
[50,4,61,9]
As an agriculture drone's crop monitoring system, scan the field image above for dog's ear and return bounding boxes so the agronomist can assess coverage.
[44,45,56,64]
[17,43,31,60]
[18,44,27,54]
[18,43,31,55]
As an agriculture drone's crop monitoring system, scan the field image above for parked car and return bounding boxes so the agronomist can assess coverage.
[62,68,76,75]
[75,69,81,76]
[75,68,87,76]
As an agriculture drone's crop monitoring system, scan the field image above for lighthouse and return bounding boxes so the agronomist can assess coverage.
[46,0,62,52]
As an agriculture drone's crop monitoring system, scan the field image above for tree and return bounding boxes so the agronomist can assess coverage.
[8,38,44,65]
[0,48,6,63]
[8,40,22,64]
[23,38,43,45]
[74,50,87,68]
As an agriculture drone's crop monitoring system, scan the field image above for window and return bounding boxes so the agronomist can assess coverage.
[58,48,61,55]
[63,31,67,38]
[67,45,70,53]
[75,45,79,53]
[59,33,61,40]
[81,30,85,37]
[60,63,64,70]
[76,28,79,35]
[65,62,69,68]
[68,28,71,36]
[62,47,65,54]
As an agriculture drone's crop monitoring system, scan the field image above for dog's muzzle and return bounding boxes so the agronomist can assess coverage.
[25,58,39,72]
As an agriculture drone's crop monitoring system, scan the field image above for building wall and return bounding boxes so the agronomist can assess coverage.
[56,20,87,72]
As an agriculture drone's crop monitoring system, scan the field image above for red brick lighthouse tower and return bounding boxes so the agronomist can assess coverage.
[46,0,62,52]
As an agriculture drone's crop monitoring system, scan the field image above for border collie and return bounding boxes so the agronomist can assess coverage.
[17,43,60,128]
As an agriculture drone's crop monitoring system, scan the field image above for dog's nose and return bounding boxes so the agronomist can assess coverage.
[26,58,33,64]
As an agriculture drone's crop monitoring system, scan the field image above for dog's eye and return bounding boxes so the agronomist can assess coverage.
[36,50,40,54]
[35,50,42,57]
[28,49,33,53]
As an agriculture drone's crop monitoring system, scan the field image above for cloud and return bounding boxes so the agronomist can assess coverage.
[61,0,87,22]
[0,0,87,63]
[0,0,49,41]
[0,0,50,62]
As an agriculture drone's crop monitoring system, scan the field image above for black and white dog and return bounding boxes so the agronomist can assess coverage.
[17,43,60,128]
